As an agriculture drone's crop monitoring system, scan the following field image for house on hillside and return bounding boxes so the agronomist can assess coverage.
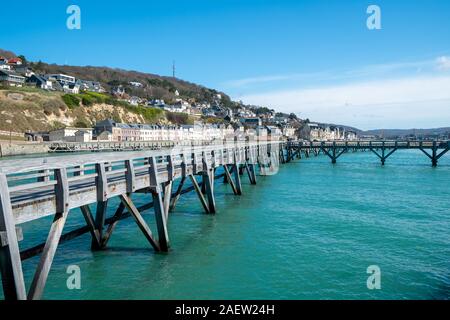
[128,96,140,106]
[188,106,202,117]
[112,85,125,97]
[148,99,165,107]
[0,70,26,87]
[76,79,105,93]
[239,117,262,128]
[13,65,34,77]
[46,74,75,85]
[48,79,63,91]
[7,57,22,66]
[26,74,52,90]
[129,81,143,88]
[63,83,80,94]
[0,57,12,70]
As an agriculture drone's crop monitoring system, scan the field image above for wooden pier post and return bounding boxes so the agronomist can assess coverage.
[91,163,108,250]
[28,168,69,300]
[432,141,438,167]
[190,175,210,213]
[148,156,169,251]
[202,152,216,214]
[233,150,242,195]
[0,173,26,300]
[331,143,337,164]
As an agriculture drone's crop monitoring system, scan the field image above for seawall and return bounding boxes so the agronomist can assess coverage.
[0,143,49,157]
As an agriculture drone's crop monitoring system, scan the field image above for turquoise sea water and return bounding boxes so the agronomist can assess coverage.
[3,150,450,299]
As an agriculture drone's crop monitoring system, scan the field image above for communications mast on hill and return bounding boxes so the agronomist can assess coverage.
[172,60,176,78]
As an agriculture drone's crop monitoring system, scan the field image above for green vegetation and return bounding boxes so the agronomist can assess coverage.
[128,106,164,123]
[62,94,81,109]
[62,92,125,109]
[202,116,225,124]
[62,92,115,109]
[73,119,90,128]
[147,78,177,93]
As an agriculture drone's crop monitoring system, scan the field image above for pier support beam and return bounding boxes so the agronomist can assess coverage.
[320,144,347,164]
[189,175,210,213]
[370,147,397,166]
[148,156,169,251]
[245,163,257,185]
[202,152,216,214]
[203,171,216,213]
[120,194,162,252]
[233,152,243,195]
[80,205,102,248]
[100,202,125,247]
[28,168,69,300]
[91,162,108,250]
[169,176,186,212]
[91,201,108,250]
[163,181,172,219]
[0,173,26,300]
[223,165,239,195]
[419,143,448,167]
[245,146,257,185]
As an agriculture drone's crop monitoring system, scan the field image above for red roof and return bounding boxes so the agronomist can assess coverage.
[0,56,7,61]
[8,57,22,64]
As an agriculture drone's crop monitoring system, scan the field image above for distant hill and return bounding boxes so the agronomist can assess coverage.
[1,48,234,107]
[314,122,363,133]
[0,49,17,59]
[361,127,450,138]
[30,62,233,107]
[305,122,450,139]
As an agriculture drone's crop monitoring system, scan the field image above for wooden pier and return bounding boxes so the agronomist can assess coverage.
[284,140,450,167]
[0,140,279,300]
[1,138,449,300]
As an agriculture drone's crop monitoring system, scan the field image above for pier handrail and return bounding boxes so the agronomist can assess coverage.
[0,140,280,175]
[0,140,280,225]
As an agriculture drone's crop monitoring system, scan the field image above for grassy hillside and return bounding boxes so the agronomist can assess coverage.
[0,87,189,132]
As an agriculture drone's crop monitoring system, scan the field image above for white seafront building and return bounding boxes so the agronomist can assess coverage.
[48,119,294,143]
[308,123,357,141]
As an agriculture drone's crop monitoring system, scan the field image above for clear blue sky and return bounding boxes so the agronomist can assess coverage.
[1,0,450,129]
